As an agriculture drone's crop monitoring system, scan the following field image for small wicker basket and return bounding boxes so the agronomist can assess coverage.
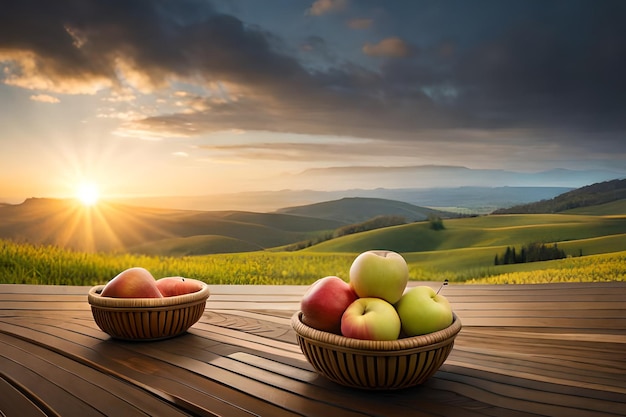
[292,311,461,390]
[88,284,210,341]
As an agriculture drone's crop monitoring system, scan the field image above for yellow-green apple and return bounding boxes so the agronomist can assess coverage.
[340,298,401,341]
[100,267,162,298]
[349,250,409,304]
[156,276,204,297]
[395,286,453,336]
[300,276,358,334]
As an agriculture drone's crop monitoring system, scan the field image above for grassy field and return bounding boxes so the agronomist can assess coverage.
[1,213,625,286]
[0,239,355,285]
[466,251,626,284]
[1,237,625,286]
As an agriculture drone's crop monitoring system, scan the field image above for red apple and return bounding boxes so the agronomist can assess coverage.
[156,276,204,297]
[100,267,162,298]
[300,276,358,334]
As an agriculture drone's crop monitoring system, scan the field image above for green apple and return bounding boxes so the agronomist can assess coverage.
[340,298,401,341]
[349,250,409,304]
[395,286,453,336]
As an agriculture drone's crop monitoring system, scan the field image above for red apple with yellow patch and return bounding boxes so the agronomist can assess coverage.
[156,277,205,297]
[100,267,162,298]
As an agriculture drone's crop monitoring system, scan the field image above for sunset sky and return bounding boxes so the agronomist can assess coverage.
[1,0,625,203]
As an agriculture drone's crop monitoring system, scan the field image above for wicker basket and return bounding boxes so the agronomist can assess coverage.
[292,311,461,390]
[88,284,210,341]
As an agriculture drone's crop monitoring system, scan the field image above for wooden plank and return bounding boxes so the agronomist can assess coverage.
[1,282,626,417]
[0,333,194,417]
[432,368,625,417]
[0,374,50,417]
[0,284,91,295]
[455,316,626,329]
[453,303,624,315]
[0,319,296,417]
[448,347,626,393]
[456,309,626,321]
[0,309,518,416]
[131,332,495,417]
[460,327,626,344]
[0,345,111,417]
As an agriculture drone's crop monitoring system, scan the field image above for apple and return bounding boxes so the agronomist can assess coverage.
[341,298,401,341]
[100,267,162,298]
[395,286,453,336]
[156,276,204,297]
[300,276,358,334]
[349,250,409,304]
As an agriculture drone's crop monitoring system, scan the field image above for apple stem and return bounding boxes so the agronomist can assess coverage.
[437,279,449,294]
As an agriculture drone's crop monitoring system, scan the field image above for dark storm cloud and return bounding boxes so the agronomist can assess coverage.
[450,1,626,131]
[1,0,625,148]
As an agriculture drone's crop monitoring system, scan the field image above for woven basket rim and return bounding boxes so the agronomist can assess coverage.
[292,310,461,352]
[88,283,210,308]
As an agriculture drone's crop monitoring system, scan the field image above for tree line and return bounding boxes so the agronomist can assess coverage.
[495,242,567,265]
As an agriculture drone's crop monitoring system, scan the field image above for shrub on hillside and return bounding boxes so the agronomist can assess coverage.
[428,214,445,230]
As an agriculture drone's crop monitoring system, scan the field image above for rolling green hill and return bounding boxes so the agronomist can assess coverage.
[303,214,626,278]
[305,214,626,253]
[561,198,626,215]
[493,178,626,214]
[0,198,343,254]
[128,235,264,256]
[276,197,455,223]
[0,196,456,255]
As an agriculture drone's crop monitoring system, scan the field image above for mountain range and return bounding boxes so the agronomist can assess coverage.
[101,165,626,213]
[292,165,625,190]
[113,186,575,213]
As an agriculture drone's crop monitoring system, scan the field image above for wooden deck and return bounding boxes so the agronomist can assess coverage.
[1,282,625,417]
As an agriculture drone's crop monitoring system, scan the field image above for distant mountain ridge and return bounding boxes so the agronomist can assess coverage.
[294,165,624,190]
[109,186,575,213]
[493,179,626,214]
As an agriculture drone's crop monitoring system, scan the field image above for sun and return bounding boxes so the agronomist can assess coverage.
[76,182,100,206]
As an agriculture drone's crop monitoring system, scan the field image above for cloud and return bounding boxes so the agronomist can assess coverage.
[1,0,625,163]
[347,18,373,30]
[198,140,392,162]
[362,37,411,58]
[29,94,60,103]
[191,129,621,171]
[0,50,113,94]
[307,0,348,16]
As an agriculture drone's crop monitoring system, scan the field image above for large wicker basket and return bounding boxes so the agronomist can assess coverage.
[292,311,461,390]
[88,284,210,341]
